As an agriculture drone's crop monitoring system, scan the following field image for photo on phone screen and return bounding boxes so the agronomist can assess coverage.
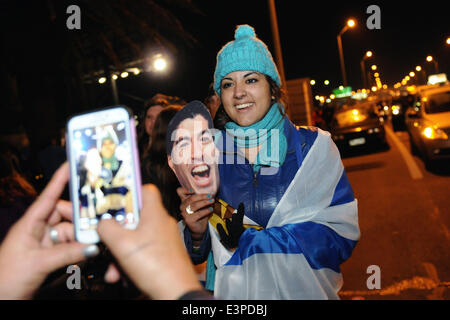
[67,106,141,243]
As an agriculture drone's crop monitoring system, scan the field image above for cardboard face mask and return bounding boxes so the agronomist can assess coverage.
[166,100,220,196]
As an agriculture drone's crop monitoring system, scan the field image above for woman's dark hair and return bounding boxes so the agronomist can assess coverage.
[143,105,183,219]
[213,74,288,130]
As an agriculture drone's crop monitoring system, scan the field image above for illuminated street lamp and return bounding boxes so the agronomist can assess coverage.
[98,77,106,84]
[415,65,426,85]
[446,37,450,45]
[409,72,415,77]
[360,50,373,88]
[371,65,377,71]
[147,53,168,72]
[426,55,439,73]
[324,80,330,86]
[337,18,356,87]
[153,56,167,71]
[310,79,316,85]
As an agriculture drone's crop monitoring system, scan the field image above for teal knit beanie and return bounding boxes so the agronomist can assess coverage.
[213,24,281,97]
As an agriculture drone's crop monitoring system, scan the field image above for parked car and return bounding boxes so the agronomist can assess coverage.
[405,84,450,166]
[329,102,387,152]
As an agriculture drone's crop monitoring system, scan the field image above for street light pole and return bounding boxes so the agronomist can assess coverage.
[337,19,355,88]
[360,51,373,89]
[267,0,287,87]
[337,31,347,87]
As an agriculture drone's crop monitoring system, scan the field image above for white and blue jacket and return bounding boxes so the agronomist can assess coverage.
[183,118,360,299]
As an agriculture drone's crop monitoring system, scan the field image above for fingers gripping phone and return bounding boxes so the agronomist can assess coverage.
[66,106,142,243]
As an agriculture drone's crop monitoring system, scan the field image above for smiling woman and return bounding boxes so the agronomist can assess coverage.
[180,24,360,300]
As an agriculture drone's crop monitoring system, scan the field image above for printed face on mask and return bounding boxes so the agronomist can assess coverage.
[168,115,219,196]
[220,70,272,127]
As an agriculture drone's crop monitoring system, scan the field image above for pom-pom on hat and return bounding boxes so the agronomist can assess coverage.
[213,24,281,96]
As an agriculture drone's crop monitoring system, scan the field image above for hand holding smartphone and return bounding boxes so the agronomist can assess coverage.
[66,106,142,243]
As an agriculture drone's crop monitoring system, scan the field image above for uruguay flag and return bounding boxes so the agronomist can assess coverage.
[209,128,360,299]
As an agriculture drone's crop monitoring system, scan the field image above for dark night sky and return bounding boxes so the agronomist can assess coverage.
[118,0,449,109]
[1,0,449,115]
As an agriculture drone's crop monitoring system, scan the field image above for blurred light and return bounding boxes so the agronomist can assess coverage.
[382,84,388,89]
[392,109,399,115]
[447,37,450,45]
[371,86,377,92]
[120,71,129,78]
[423,127,433,139]
[347,19,356,28]
[374,72,379,77]
[366,51,373,58]
[427,73,448,85]
[409,72,415,77]
[112,74,118,80]
[153,56,167,71]
[330,94,335,99]
[310,79,316,85]
[128,67,141,75]
[371,65,377,71]
[324,80,330,85]
[426,55,433,62]
[405,76,410,81]
[98,77,106,84]
[315,95,320,100]
[383,106,389,111]
[355,127,362,132]
[339,85,344,90]
[416,66,422,72]
[352,109,359,115]
[423,127,446,139]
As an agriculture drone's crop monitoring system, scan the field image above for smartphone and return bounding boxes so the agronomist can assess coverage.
[66,106,142,243]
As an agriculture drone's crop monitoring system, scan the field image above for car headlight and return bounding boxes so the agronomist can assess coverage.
[422,126,448,140]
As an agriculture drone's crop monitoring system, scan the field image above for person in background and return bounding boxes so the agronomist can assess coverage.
[178,24,360,299]
[204,83,221,120]
[138,95,170,160]
[138,94,187,160]
[141,105,183,219]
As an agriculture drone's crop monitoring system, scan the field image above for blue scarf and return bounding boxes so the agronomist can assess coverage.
[224,103,287,173]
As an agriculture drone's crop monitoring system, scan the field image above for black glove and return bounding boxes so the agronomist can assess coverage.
[217,203,245,250]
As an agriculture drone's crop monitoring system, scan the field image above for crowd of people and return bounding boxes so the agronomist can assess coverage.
[0,24,359,300]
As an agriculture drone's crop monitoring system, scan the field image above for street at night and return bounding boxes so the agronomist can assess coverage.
[338,123,450,300]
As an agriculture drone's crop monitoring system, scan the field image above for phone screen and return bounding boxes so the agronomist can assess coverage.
[68,108,140,239]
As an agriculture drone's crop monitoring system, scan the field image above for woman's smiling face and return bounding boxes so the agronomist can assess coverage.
[220,71,272,127]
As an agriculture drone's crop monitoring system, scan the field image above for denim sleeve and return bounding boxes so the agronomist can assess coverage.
[183,226,212,265]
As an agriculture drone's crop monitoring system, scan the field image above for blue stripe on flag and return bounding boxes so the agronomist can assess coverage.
[330,170,354,207]
[225,221,357,273]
